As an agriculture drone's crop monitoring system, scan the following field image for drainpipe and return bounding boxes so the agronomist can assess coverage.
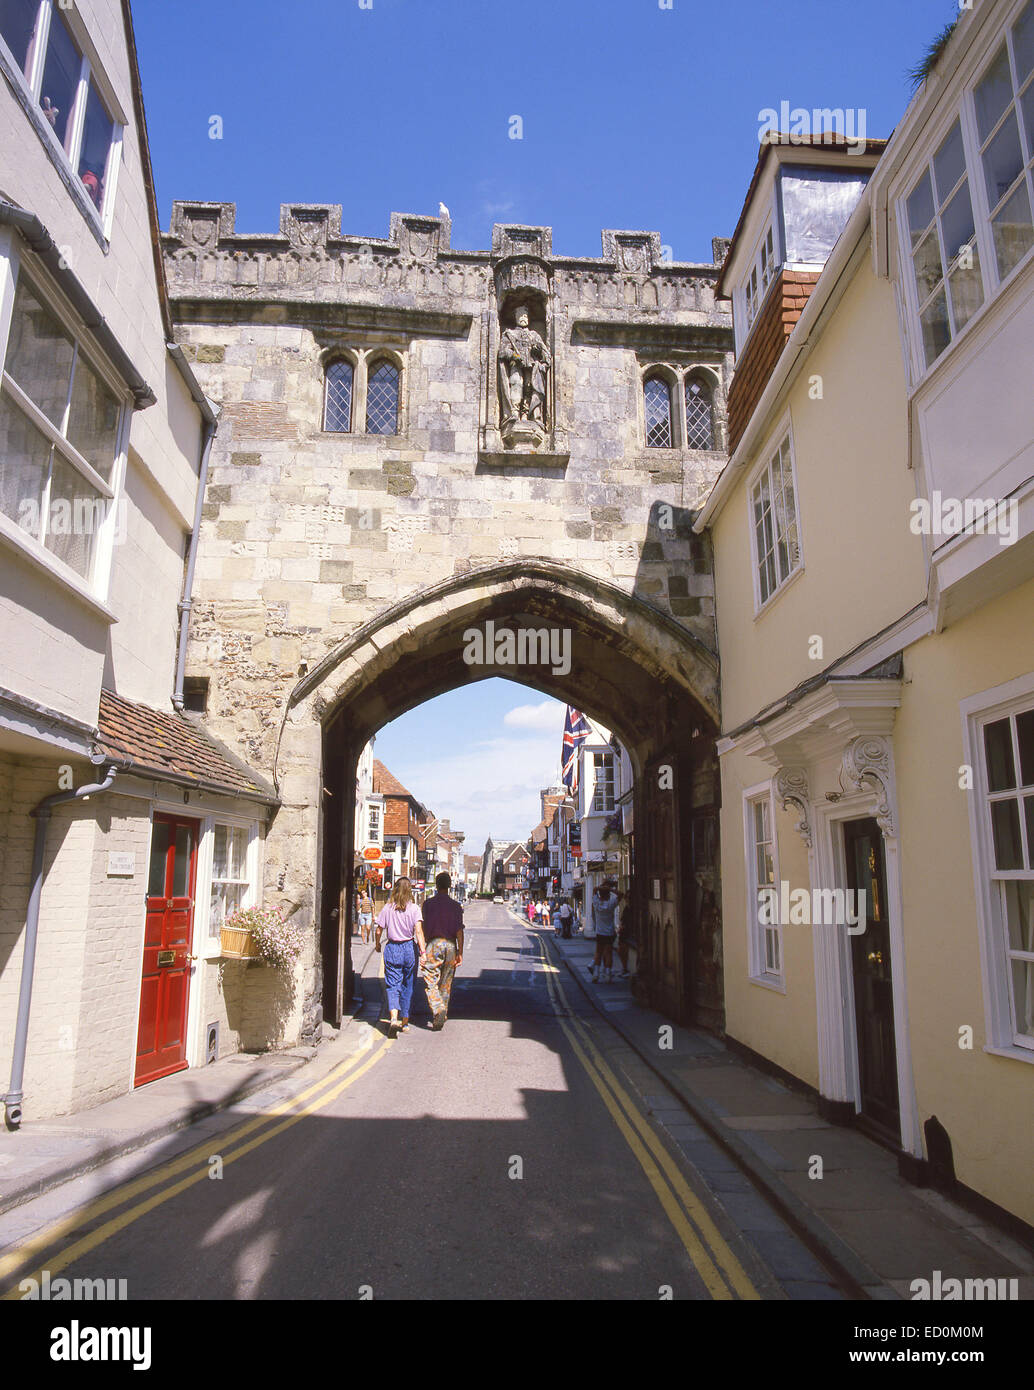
[168,341,219,711]
[3,759,118,1130]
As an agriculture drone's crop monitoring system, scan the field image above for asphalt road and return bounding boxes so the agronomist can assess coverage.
[0,902,838,1301]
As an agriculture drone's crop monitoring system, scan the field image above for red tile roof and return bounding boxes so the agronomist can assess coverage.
[372,759,414,799]
[97,690,276,803]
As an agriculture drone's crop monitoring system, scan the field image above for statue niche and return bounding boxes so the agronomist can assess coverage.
[497,301,550,449]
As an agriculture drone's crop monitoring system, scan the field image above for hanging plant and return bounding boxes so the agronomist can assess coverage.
[220,904,304,969]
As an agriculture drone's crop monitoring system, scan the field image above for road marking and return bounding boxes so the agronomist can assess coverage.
[536,934,760,1300]
[0,1027,388,1292]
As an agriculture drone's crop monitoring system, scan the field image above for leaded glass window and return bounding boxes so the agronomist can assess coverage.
[365,360,399,435]
[644,375,672,448]
[685,376,715,450]
[323,359,353,432]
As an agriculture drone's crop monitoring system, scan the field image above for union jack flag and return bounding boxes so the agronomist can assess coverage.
[561,706,591,792]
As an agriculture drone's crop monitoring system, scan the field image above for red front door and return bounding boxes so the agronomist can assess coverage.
[135,813,199,1086]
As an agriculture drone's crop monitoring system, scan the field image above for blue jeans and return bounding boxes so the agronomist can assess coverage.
[384,940,416,1017]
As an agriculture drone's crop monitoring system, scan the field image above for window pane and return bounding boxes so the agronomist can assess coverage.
[148,821,170,897]
[912,229,944,302]
[5,278,75,426]
[992,798,1023,870]
[365,361,398,435]
[644,376,672,448]
[66,351,120,480]
[44,454,101,577]
[991,179,1034,278]
[948,254,984,332]
[172,824,192,896]
[39,8,80,150]
[0,0,39,73]
[982,111,1025,210]
[212,825,229,880]
[1015,0,1034,85]
[985,718,1016,790]
[1004,879,1034,952]
[933,121,967,203]
[230,826,248,879]
[324,359,352,432]
[1010,957,1034,1039]
[77,79,113,212]
[1026,797,1034,868]
[906,171,935,245]
[210,882,226,933]
[684,377,714,449]
[919,286,951,365]
[1017,709,1034,785]
[0,393,50,536]
[975,44,1014,143]
[1022,80,1034,159]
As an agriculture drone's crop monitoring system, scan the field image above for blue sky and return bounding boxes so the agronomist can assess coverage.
[136,0,957,262]
[132,0,957,850]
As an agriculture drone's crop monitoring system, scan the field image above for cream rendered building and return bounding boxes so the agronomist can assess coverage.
[0,0,273,1124]
[698,0,1034,1234]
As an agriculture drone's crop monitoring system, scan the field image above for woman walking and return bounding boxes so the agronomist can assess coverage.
[374,876,426,1038]
[357,888,374,944]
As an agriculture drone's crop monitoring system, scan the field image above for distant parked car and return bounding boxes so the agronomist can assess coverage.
[492,895,504,903]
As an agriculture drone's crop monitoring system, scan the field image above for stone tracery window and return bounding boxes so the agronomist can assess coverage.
[644,374,673,448]
[684,374,715,450]
[365,359,399,435]
[323,359,353,432]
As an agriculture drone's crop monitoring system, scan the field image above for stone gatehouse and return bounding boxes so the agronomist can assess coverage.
[161,202,734,1043]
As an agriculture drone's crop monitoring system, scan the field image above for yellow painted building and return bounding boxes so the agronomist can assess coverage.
[699,0,1034,1233]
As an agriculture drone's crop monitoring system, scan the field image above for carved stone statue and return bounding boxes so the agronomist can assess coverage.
[498,307,549,439]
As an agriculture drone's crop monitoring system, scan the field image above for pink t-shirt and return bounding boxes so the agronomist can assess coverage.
[376,903,421,942]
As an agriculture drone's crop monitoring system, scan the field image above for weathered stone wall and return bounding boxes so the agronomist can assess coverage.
[162,204,734,1042]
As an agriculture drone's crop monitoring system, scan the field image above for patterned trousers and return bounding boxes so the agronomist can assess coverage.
[422,938,457,1016]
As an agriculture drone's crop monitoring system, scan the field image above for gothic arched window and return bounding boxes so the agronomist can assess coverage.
[323,359,353,432]
[684,375,715,450]
[366,359,399,435]
[644,375,673,448]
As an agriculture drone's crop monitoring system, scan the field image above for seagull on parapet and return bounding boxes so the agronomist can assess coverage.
[439,202,450,219]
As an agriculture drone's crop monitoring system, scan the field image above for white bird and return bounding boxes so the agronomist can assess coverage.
[439,202,450,219]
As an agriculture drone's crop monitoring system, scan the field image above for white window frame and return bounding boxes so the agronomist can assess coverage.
[0,0,125,240]
[0,244,130,606]
[367,801,382,845]
[744,781,785,989]
[747,417,804,614]
[591,752,615,814]
[895,0,1034,384]
[194,813,262,962]
[962,672,1034,1062]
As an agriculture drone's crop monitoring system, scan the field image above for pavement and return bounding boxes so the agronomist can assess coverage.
[540,913,1034,1300]
[0,951,384,1219]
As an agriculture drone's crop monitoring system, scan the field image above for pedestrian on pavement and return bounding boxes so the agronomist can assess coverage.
[615,891,632,977]
[374,876,427,1037]
[558,898,573,938]
[358,889,374,945]
[540,899,550,929]
[421,871,464,1030]
[526,899,535,924]
[589,884,618,982]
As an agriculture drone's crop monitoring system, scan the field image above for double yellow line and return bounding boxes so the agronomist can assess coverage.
[0,1027,393,1298]
[536,936,759,1300]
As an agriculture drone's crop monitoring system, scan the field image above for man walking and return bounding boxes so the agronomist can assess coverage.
[589,883,618,982]
[421,871,464,1030]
